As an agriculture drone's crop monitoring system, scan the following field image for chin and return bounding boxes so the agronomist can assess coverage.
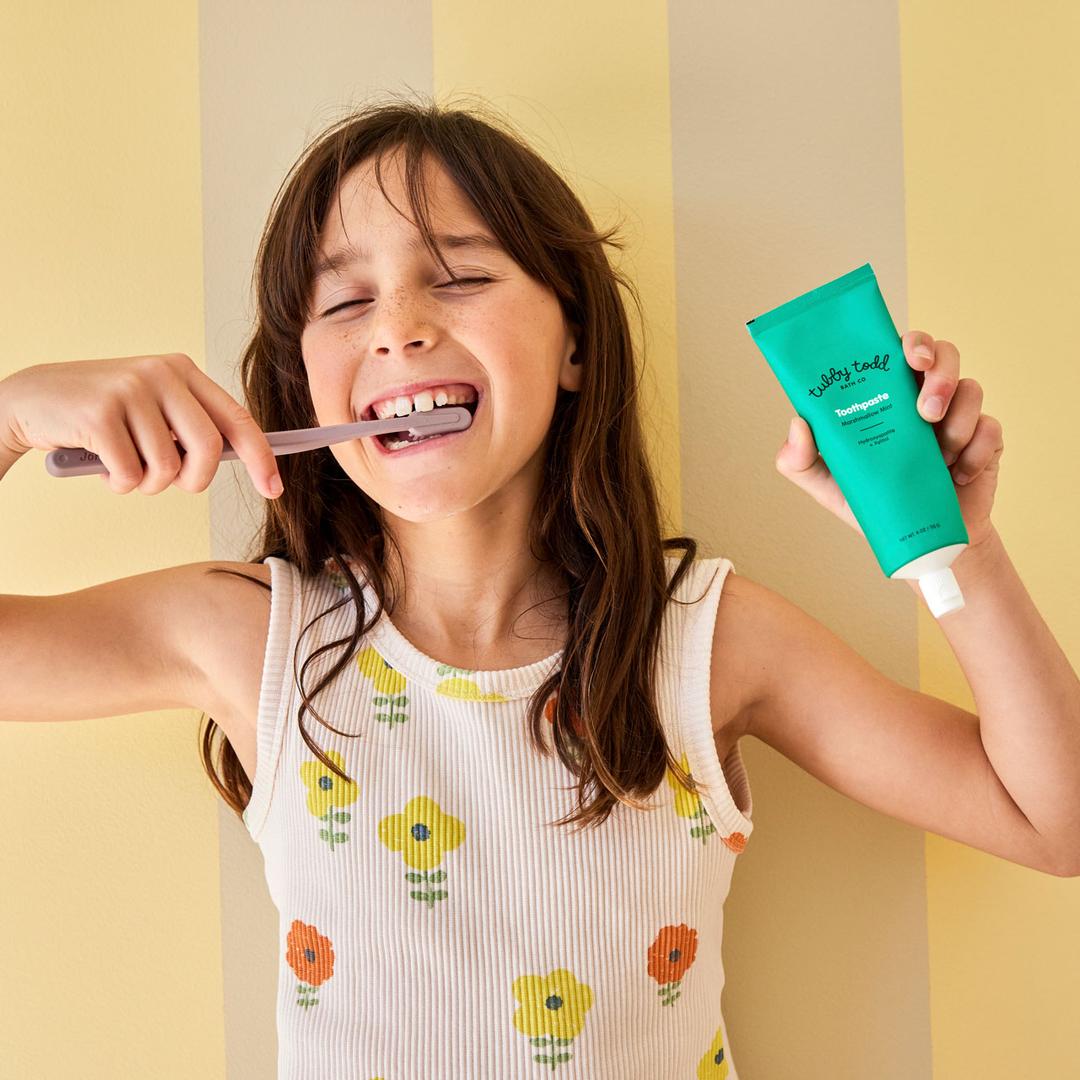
[379,499,481,525]
[354,475,487,523]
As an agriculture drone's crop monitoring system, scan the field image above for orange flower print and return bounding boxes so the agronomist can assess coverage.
[665,751,746,853]
[357,646,409,730]
[299,748,359,851]
[378,795,465,907]
[512,968,594,1070]
[323,560,352,592]
[544,690,584,739]
[722,830,748,855]
[286,919,335,1010]
[697,1023,731,1079]
[647,923,699,1006]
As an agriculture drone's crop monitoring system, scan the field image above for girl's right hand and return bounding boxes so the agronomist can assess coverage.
[0,353,283,499]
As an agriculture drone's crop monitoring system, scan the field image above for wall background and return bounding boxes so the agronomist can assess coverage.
[1,1,1076,1076]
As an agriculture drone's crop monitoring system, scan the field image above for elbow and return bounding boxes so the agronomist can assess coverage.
[1049,847,1080,878]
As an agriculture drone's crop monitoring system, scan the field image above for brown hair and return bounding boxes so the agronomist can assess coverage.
[198,91,717,832]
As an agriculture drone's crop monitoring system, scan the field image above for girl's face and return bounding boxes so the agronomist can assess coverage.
[299,150,580,523]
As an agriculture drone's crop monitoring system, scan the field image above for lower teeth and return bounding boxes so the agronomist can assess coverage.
[383,432,443,452]
[378,401,475,451]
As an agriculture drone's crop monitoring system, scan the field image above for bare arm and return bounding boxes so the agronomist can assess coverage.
[0,439,22,482]
[0,357,281,734]
[900,526,1080,869]
[0,564,214,724]
[717,569,1075,877]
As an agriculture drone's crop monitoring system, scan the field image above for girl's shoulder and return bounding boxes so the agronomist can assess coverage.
[661,552,759,752]
[181,559,276,785]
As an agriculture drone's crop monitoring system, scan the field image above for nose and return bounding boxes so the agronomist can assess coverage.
[374,338,428,357]
[369,285,437,358]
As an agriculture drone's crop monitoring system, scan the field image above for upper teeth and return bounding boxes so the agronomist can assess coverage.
[371,385,476,420]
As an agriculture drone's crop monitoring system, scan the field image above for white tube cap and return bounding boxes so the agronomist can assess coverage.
[918,567,965,618]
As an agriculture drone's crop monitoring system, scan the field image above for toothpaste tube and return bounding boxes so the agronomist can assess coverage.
[746,262,968,618]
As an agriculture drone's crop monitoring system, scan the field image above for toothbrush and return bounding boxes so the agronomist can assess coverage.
[43,405,474,478]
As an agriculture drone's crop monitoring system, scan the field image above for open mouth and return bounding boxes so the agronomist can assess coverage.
[371,394,481,453]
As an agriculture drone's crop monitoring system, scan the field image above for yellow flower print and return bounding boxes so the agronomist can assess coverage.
[666,752,700,818]
[433,662,510,702]
[435,677,509,703]
[666,752,717,845]
[357,646,407,694]
[357,646,409,730]
[512,968,594,1070]
[378,796,465,907]
[697,1023,731,1079]
[300,749,359,851]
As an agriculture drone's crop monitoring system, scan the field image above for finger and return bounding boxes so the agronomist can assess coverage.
[903,334,960,423]
[935,378,984,465]
[158,391,226,493]
[87,405,147,494]
[902,329,936,372]
[124,397,184,495]
[183,367,282,498]
[950,413,1004,485]
[777,415,819,472]
[776,417,863,532]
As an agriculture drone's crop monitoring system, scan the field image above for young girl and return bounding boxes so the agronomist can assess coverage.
[2,100,1077,1080]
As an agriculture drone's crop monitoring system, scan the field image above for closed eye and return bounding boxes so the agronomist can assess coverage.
[321,277,493,318]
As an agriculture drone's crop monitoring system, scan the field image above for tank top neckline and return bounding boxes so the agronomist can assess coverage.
[320,555,564,701]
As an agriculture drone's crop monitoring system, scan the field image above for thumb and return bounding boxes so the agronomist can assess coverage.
[775,415,865,536]
[776,415,817,471]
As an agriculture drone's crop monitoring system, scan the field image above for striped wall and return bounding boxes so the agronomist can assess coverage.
[1,2,1076,1076]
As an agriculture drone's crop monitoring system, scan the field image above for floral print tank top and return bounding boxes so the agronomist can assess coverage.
[242,553,754,1079]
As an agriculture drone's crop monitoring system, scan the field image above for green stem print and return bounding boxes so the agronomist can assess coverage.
[529,1034,574,1070]
[688,803,716,844]
[373,692,409,729]
[657,979,683,1006]
[404,868,448,908]
[318,809,352,850]
[296,982,319,1008]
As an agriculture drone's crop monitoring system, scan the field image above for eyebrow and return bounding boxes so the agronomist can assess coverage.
[312,232,504,283]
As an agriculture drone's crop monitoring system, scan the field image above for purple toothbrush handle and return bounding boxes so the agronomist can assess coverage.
[43,405,473,478]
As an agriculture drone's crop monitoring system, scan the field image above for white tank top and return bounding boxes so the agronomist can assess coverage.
[243,552,754,1079]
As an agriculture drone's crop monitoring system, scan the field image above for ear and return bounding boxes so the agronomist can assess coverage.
[558,323,582,393]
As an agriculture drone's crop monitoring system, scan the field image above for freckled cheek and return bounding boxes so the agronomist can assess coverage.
[303,349,357,412]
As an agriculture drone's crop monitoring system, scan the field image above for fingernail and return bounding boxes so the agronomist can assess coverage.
[268,474,283,497]
[787,417,798,444]
[953,471,970,485]
[922,395,944,420]
[913,345,933,363]
[943,450,958,465]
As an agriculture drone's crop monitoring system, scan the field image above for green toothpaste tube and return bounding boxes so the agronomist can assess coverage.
[746,262,968,618]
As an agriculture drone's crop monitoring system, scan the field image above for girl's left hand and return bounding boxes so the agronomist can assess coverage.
[774,330,1003,552]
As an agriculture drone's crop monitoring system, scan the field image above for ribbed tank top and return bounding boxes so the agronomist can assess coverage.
[242,552,754,1079]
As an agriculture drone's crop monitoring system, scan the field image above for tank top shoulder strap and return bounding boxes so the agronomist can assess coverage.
[657,553,754,846]
[242,555,303,841]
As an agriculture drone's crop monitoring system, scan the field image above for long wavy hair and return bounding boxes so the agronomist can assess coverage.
[199,92,717,832]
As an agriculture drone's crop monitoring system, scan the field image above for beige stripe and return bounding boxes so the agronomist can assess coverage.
[199,3,435,1075]
[668,2,930,1076]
